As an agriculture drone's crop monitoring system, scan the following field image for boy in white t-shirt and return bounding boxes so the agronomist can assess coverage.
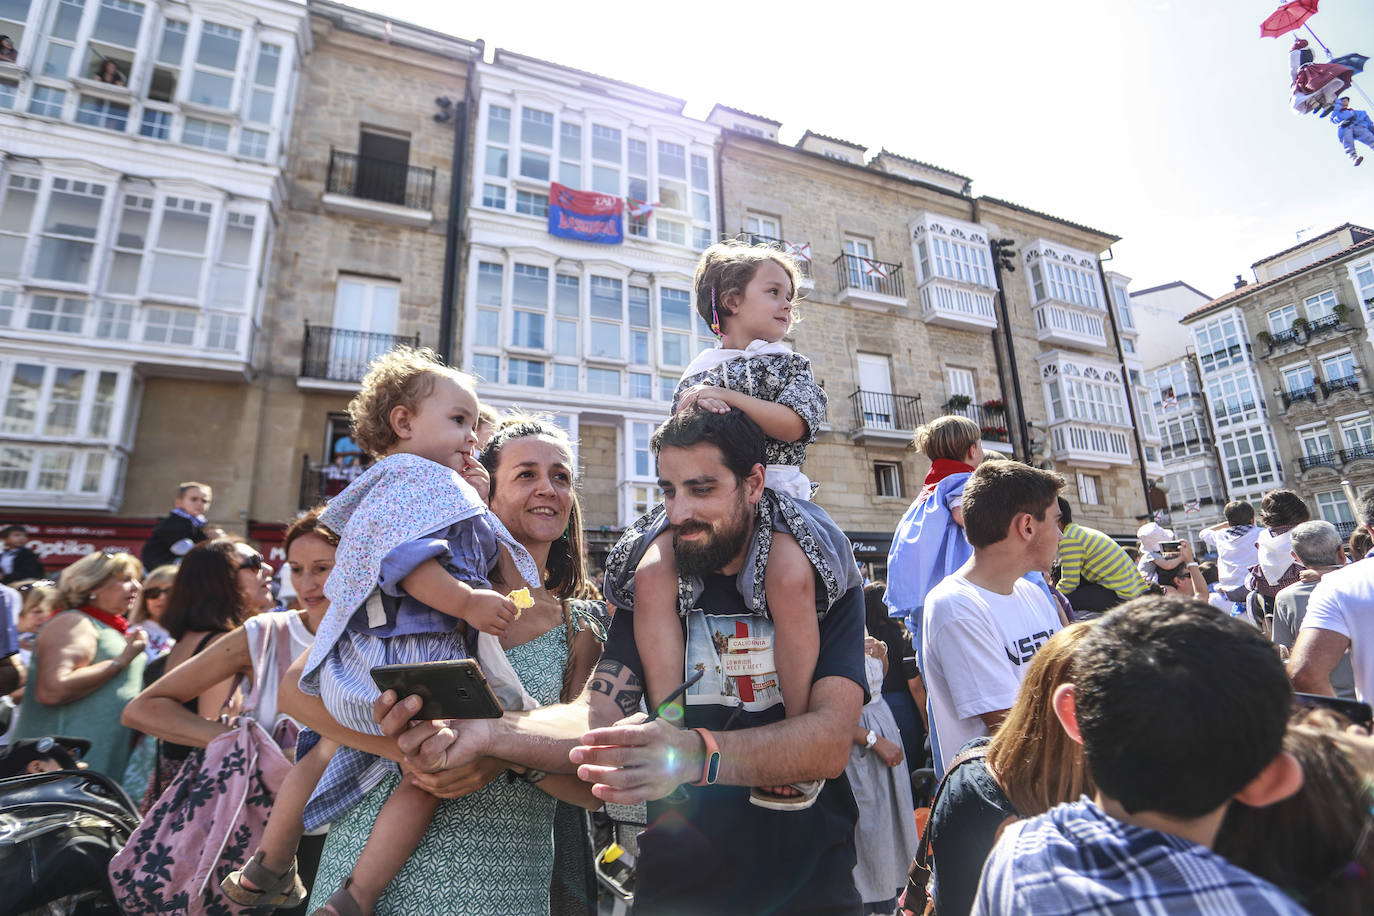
[1200,500,1261,601]
[921,461,1067,776]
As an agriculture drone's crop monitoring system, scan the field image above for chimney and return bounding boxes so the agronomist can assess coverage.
[1233,274,1248,290]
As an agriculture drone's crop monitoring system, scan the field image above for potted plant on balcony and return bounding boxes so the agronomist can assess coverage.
[981,425,1010,442]
[1292,316,1310,339]
[1334,302,1350,324]
[946,394,972,411]
[1257,330,1273,349]
[981,398,1006,414]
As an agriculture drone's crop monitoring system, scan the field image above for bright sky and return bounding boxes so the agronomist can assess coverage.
[354,0,1374,301]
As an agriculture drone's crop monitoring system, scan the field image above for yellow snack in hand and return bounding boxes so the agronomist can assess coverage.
[508,587,534,617]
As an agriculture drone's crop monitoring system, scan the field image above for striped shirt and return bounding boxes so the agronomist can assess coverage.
[974,799,1309,915]
[1057,523,1147,599]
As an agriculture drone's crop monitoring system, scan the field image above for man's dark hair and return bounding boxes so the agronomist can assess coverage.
[651,407,765,484]
[1223,500,1254,526]
[1259,489,1310,529]
[1,524,26,537]
[1057,496,1073,526]
[962,461,1065,549]
[1073,596,1290,817]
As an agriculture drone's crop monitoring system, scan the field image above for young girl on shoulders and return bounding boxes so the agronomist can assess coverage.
[621,241,858,810]
[223,347,538,915]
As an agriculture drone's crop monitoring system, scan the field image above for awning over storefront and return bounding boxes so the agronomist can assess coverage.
[3,515,287,572]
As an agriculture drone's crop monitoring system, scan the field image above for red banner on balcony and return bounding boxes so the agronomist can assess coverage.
[548,183,623,244]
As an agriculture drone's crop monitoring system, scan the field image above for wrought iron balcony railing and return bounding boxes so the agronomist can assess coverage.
[1307,313,1344,337]
[1280,384,1320,409]
[326,148,436,211]
[850,389,924,432]
[1342,443,1374,464]
[1321,374,1360,397]
[740,231,812,279]
[834,253,905,299]
[300,324,421,383]
[1298,450,1341,471]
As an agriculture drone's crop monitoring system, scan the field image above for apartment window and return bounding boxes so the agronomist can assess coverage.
[510,263,548,349]
[1110,282,1135,330]
[514,190,548,218]
[1218,430,1277,490]
[182,116,230,151]
[142,306,195,344]
[874,462,902,498]
[75,95,129,132]
[554,274,578,357]
[139,108,171,139]
[1320,350,1357,381]
[1353,259,1374,318]
[1299,425,1334,457]
[656,219,685,246]
[94,301,132,339]
[1077,472,1101,505]
[1281,363,1315,392]
[553,363,578,391]
[631,421,653,477]
[147,19,186,103]
[519,107,553,181]
[239,128,268,160]
[824,150,852,163]
[481,184,506,209]
[2,363,42,434]
[660,376,677,401]
[559,122,581,187]
[588,276,622,359]
[27,86,65,118]
[485,105,509,178]
[0,174,40,278]
[1340,414,1374,450]
[1028,257,1100,308]
[474,262,502,349]
[1193,315,1248,372]
[507,357,544,388]
[34,178,106,285]
[83,0,142,86]
[27,294,85,333]
[88,371,118,437]
[745,213,779,239]
[1267,304,1297,333]
[188,22,241,109]
[626,138,647,236]
[1205,370,1259,428]
[917,229,992,288]
[204,312,238,350]
[587,367,620,396]
[591,125,620,195]
[244,43,280,124]
[1316,490,1355,527]
[213,210,254,309]
[0,289,13,325]
[149,197,212,298]
[691,153,710,190]
[41,0,82,79]
[1304,289,1337,321]
[470,353,499,382]
[629,372,652,399]
[628,286,650,364]
[0,80,15,110]
[660,287,693,367]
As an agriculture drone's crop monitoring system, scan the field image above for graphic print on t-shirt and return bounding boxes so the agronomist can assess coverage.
[1005,628,1056,666]
[685,610,783,714]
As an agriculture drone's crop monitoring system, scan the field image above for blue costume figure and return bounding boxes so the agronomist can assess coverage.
[1331,97,1374,166]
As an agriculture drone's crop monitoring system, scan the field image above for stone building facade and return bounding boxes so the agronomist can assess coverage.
[1185,224,1374,538]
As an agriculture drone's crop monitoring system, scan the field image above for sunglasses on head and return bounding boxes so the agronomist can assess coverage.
[237,553,266,572]
[18,579,55,593]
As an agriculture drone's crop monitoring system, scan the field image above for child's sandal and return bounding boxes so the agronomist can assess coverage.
[220,850,309,907]
[310,876,365,916]
[749,779,823,812]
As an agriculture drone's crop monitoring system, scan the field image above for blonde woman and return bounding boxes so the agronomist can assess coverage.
[11,549,147,778]
[923,623,1095,916]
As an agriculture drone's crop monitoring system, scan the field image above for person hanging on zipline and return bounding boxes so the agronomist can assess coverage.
[1331,96,1374,166]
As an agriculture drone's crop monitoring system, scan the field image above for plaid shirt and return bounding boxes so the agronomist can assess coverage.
[974,799,1310,915]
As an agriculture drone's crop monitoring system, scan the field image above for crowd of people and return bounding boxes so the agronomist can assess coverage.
[2,239,1374,916]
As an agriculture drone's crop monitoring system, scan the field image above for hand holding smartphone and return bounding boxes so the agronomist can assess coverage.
[371,659,504,720]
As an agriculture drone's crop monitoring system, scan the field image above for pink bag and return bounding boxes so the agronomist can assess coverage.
[109,614,299,915]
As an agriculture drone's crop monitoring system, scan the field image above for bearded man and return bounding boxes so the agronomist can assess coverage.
[374,407,868,915]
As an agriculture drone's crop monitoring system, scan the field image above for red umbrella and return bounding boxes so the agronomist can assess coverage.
[1260,0,1320,38]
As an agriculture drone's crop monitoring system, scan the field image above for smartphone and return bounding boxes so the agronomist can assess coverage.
[1293,691,1374,727]
[1158,540,1182,555]
[370,659,504,720]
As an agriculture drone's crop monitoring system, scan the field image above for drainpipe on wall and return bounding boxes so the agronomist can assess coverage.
[437,40,480,363]
[971,199,1030,462]
[1096,255,1151,514]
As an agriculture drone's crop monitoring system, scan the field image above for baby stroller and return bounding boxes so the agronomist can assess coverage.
[0,768,140,915]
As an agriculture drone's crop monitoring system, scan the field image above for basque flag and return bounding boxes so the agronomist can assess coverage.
[548,182,623,244]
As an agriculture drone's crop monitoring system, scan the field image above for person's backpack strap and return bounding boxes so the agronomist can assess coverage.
[915,743,992,870]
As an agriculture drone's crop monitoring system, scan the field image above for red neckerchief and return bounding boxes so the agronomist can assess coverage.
[917,458,977,505]
[78,604,129,634]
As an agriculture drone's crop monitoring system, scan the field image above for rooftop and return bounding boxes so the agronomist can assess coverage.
[872,147,971,183]
[1183,231,1374,322]
[795,129,868,153]
[1251,223,1374,269]
[706,103,782,127]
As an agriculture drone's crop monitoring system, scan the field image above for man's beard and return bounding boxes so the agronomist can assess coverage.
[672,495,754,577]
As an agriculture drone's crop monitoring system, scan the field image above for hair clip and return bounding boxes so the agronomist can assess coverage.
[710,287,722,337]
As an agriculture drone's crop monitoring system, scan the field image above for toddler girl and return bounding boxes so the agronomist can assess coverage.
[222,347,539,915]
[607,241,859,811]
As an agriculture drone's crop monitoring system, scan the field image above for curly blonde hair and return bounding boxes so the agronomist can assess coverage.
[693,240,803,335]
[347,346,477,459]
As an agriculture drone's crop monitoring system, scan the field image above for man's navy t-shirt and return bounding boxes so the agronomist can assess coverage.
[602,573,867,916]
